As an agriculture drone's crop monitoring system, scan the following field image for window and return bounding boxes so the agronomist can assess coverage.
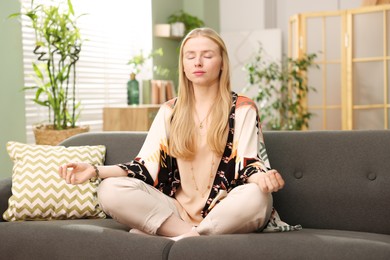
[21,0,152,143]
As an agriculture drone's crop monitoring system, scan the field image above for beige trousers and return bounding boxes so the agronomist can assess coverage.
[97,177,272,235]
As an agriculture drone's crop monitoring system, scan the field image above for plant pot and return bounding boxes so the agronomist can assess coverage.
[171,22,185,37]
[33,124,90,146]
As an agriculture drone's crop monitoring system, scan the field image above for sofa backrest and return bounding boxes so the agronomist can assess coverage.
[265,130,390,235]
[59,130,390,235]
[60,131,147,165]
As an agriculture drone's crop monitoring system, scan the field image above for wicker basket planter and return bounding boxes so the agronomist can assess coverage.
[33,124,90,146]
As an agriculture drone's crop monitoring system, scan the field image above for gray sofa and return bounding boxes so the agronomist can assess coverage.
[1,130,390,260]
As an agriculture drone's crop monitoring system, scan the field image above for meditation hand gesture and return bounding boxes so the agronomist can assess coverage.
[249,169,285,193]
[58,162,96,185]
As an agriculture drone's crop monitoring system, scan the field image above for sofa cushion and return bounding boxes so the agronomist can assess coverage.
[3,141,106,221]
[168,229,390,260]
[0,219,174,260]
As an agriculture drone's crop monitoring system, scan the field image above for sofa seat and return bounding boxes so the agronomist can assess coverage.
[168,228,390,259]
[0,219,174,260]
[2,218,389,260]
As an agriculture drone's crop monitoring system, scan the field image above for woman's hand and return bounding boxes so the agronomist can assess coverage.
[248,169,285,193]
[58,162,96,185]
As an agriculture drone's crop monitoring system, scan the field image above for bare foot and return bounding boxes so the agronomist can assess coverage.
[170,227,200,241]
[129,229,151,235]
[130,227,200,241]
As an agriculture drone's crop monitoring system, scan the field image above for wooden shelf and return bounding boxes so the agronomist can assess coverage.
[103,105,160,131]
[154,23,183,41]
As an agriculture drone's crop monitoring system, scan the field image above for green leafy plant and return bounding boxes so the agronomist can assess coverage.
[244,45,319,130]
[167,10,205,35]
[127,48,169,78]
[10,0,84,130]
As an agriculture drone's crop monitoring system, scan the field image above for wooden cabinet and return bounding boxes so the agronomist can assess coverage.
[103,105,160,131]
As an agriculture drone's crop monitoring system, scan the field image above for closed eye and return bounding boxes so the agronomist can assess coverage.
[185,54,195,59]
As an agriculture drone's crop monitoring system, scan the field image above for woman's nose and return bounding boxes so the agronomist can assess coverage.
[194,57,202,67]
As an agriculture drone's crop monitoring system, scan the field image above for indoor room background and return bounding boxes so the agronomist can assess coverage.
[0,0,373,177]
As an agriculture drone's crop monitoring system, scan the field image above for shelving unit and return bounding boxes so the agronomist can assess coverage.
[290,4,390,130]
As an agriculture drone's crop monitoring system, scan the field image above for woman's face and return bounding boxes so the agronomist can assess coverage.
[182,36,223,88]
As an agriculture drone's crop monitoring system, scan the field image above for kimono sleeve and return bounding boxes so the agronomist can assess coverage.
[233,97,271,183]
[117,103,173,185]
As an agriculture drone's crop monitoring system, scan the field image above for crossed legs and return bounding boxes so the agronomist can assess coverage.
[97,177,272,238]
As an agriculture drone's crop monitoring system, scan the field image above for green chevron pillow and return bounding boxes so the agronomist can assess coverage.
[3,141,107,221]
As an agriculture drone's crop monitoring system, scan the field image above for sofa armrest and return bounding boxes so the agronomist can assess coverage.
[0,177,12,222]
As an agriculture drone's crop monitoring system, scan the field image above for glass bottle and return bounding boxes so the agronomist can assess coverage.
[127,73,139,105]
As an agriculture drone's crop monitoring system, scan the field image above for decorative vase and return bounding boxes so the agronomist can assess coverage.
[127,73,139,105]
[33,124,90,145]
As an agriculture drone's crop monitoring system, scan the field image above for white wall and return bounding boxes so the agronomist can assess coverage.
[219,0,266,32]
[275,0,362,53]
[219,0,281,94]
[221,29,282,94]
[219,0,364,93]
[220,0,364,54]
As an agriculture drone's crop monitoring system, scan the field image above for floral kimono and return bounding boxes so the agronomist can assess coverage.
[118,92,301,232]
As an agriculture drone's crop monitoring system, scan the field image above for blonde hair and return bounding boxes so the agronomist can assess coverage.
[169,28,232,160]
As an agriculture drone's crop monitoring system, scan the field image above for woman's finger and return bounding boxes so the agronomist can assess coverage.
[70,174,76,185]
[267,172,280,190]
[263,175,277,192]
[59,163,74,179]
[65,168,73,184]
[275,172,285,188]
[58,165,65,178]
[258,176,269,193]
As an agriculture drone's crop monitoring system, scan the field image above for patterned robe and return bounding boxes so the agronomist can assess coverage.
[118,92,271,218]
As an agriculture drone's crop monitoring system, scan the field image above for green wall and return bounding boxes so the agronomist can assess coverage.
[183,0,220,32]
[0,0,26,178]
[152,0,220,85]
[152,0,183,84]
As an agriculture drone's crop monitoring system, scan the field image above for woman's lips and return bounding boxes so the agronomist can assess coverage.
[193,71,205,76]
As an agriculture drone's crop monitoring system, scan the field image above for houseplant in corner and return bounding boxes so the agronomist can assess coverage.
[244,44,318,130]
[11,0,88,145]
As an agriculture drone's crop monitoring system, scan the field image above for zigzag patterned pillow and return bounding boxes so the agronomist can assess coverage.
[3,141,107,221]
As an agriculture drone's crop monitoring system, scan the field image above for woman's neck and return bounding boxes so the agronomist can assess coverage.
[192,84,218,130]
[193,83,218,106]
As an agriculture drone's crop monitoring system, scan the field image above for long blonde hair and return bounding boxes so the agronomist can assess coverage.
[169,28,232,160]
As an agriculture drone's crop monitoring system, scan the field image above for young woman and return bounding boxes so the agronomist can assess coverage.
[58,27,285,240]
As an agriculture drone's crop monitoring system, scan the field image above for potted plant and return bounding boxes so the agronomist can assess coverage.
[167,10,205,37]
[244,44,319,130]
[126,48,170,105]
[10,0,88,145]
[127,48,169,77]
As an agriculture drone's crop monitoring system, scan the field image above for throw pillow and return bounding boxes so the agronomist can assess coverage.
[3,141,107,221]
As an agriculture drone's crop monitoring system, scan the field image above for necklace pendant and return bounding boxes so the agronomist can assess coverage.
[199,123,203,129]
